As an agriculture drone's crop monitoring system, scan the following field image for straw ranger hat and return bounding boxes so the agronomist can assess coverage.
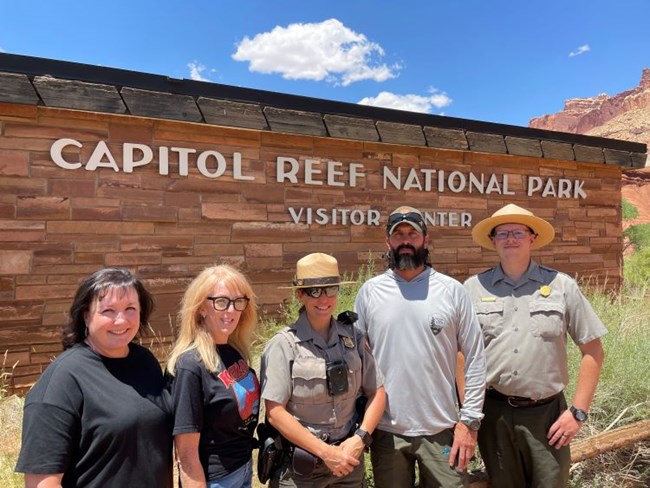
[472,203,555,250]
[280,253,356,289]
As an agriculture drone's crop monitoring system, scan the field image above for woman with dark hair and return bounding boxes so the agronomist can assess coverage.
[166,264,260,488]
[16,267,173,488]
[260,253,385,487]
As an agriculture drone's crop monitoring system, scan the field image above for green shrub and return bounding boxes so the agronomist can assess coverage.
[622,198,639,220]
[624,223,650,251]
[623,247,650,288]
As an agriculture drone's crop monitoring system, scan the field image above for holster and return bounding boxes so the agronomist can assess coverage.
[256,422,284,484]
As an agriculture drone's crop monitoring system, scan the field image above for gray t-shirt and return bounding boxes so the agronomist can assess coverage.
[464,260,607,400]
[355,267,486,436]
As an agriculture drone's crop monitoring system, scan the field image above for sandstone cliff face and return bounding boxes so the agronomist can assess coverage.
[530,68,650,147]
[530,68,650,226]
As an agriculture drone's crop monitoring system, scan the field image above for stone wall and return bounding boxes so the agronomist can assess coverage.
[0,101,625,391]
[2,53,646,392]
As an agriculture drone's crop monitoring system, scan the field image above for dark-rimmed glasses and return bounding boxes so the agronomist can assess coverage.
[302,286,339,299]
[491,230,533,240]
[387,212,425,232]
[206,295,250,311]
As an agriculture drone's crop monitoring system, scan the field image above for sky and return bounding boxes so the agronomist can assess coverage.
[1,0,649,127]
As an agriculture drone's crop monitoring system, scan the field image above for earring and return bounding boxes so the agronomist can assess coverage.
[84,325,89,337]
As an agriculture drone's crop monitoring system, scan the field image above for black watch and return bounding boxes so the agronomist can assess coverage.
[460,418,481,431]
[354,428,373,447]
[570,406,588,422]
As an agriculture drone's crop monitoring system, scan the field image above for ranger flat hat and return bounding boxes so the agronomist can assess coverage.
[280,253,356,289]
[472,203,555,250]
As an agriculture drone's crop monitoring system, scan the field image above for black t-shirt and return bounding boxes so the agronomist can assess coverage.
[170,345,260,481]
[15,343,173,487]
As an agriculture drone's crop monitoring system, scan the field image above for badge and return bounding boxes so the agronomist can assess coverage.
[481,296,496,302]
[342,336,355,349]
[540,285,552,297]
[429,316,443,336]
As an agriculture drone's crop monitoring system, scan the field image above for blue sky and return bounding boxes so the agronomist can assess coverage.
[1,0,648,127]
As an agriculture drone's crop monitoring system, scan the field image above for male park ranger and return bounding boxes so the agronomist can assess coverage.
[464,203,606,487]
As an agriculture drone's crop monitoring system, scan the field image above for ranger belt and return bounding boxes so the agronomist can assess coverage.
[486,388,561,408]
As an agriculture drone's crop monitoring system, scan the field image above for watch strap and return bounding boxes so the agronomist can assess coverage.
[354,428,372,447]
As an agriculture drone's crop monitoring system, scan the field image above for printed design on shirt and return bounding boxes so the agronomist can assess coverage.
[428,315,443,335]
[218,359,260,423]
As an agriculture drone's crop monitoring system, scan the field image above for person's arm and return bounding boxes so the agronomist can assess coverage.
[24,474,64,488]
[265,400,360,477]
[340,386,386,460]
[450,288,487,471]
[174,433,206,488]
[547,338,604,448]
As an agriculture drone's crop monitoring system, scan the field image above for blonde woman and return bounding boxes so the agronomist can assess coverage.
[167,265,259,488]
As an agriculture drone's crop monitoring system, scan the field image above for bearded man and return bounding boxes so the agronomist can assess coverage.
[354,206,486,488]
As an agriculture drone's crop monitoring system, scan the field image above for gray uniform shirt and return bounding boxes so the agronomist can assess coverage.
[260,311,383,441]
[464,260,607,400]
[354,267,486,436]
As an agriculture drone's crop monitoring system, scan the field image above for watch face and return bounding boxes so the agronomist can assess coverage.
[571,407,588,422]
[463,419,481,431]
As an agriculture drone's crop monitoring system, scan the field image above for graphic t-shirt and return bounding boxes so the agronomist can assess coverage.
[171,344,260,481]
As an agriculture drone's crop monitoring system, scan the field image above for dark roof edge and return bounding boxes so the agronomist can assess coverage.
[0,52,646,154]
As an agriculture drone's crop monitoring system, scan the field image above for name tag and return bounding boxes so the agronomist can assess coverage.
[481,296,496,302]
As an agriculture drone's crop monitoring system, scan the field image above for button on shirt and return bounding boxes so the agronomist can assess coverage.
[260,312,383,441]
[464,261,607,400]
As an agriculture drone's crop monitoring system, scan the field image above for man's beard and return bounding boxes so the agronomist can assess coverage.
[388,243,428,270]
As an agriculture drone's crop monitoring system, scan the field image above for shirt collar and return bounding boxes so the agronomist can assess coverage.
[491,260,544,286]
[292,311,349,348]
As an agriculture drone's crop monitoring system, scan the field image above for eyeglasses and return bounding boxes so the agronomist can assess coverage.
[387,212,425,233]
[206,295,250,311]
[491,230,534,240]
[302,286,339,298]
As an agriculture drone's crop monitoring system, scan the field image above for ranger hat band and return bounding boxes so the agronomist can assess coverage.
[387,206,427,235]
[279,252,356,289]
[472,203,555,250]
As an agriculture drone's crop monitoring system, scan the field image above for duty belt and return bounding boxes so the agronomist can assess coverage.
[486,388,561,408]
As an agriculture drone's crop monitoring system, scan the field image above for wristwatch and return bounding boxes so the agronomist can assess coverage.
[354,428,373,447]
[460,418,481,431]
[570,406,588,422]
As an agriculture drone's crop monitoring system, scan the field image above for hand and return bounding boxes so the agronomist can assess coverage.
[321,444,360,477]
[547,409,582,449]
[339,434,365,460]
[449,422,478,472]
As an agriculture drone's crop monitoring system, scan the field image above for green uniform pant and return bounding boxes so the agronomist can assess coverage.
[478,393,570,488]
[370,429,464,488]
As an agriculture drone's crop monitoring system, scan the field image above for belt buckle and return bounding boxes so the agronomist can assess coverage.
[507,396,533,408]
[507,396,521,408]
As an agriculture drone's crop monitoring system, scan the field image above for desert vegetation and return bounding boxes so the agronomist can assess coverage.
[1,204,649,487]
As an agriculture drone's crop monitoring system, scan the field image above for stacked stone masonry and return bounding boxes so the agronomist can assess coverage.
[0,55,646,392]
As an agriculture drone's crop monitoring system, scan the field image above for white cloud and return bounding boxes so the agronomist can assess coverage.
[188,61,211,82]
[358,88,452,114]
[569,44,590,57]
[232,18,399,86]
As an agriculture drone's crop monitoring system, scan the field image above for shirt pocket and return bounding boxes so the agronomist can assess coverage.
[475,301,504,342]
[342,346,362,399]
[291,356,328,406]
[529,300,565,338]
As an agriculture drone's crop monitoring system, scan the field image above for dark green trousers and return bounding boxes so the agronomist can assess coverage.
[478,393,570,488]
